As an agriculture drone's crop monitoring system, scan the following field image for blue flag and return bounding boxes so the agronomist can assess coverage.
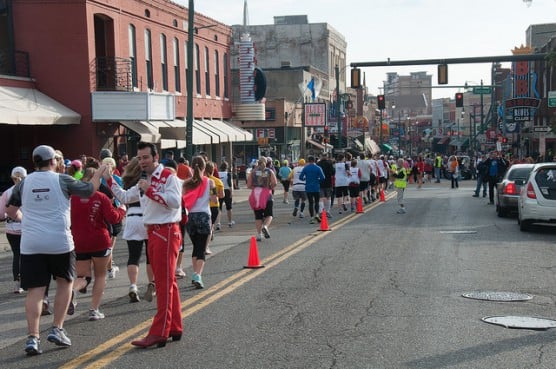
[307,78,315,101]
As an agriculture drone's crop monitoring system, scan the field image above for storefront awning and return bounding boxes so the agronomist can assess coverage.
[119,121,161,143]
[0,86,80,125]
[306,138,333,150]
[365,138,380,155]
[438,137,451,145]
[381,143,393,152]
[201,119,253,142]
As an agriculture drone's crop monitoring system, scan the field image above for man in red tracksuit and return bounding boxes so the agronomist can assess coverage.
[106,142,182,348]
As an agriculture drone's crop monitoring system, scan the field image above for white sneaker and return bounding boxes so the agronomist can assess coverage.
[228,221,235,227]
[108,265,119,279]
[88,309,105,321]
[175,268,186,279]
[215,223,221,231]
[14,281,24,294]
[256,234,262,242]
[129,285,140,303]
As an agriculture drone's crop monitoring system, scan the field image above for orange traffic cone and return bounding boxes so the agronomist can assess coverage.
[244,236,264,269]
[318,209,331,231]
[379,189,386,202]
[356,197,364,213]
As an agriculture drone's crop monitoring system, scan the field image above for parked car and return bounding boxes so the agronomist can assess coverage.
[496,163,535,217]
[517,162,556,231]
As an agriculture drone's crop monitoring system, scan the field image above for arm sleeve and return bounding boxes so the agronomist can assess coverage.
[110,180,141,204]
[101,194,126,224]
[61,174,95,198]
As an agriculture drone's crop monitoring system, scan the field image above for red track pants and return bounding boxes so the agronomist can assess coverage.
[147,223,182,337]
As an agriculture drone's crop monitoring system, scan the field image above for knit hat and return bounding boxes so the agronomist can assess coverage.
[71,159,83,169]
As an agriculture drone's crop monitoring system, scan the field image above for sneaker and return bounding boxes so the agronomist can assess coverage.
[309,218,315,224]
[41,298,51,316]
[315,215,321,222]
[397,208,405,214]
[299,212,304,218]
[108,265,119,279]
[192,273,204,289]
[67,291,76,316]
[191,272,198,285]
[472,194,479,197]
[228,221,235,227]
[143,282,155,302]
[215,223,221,231]
[47,327,71,347]
[88,309,105,321]
[283,199,289,204]
[342,203,348,211]
[292,208,298,217]
[262,225,270,239]
[256,234,262,242]
[14,281,24,294]
[175,268,186,279]
[25,335,42,355]
[205,247,213,255]
[129,285,140,303]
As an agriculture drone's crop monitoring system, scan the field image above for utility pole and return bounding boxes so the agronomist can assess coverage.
[185,0,194,160]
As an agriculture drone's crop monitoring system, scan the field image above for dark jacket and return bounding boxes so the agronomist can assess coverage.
[483,157,508,180]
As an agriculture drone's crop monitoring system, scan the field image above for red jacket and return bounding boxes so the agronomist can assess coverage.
[71,191,125,253]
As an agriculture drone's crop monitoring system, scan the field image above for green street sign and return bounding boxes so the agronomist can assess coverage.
[549,91,556,108]
[472,86,492,95]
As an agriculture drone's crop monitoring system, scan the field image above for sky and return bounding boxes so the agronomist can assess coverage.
[177,0,556,99]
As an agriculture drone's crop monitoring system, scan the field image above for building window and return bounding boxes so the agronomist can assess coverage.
[204,46,210,96]
[214,50,220,97]
[223,52,229,99]
[145,29,153,90]
[173,38,181,92]
[172,19,178,27]
[128,24,138,88]
[160,34,168,91]
[195,43,201,95]
[144,9,150,18]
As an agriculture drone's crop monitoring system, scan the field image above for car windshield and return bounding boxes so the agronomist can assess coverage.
[508,168,533,181]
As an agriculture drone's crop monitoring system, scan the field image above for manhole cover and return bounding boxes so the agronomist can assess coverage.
[462,291,533,302]
[439,230,477,234]
[482,316,556,330]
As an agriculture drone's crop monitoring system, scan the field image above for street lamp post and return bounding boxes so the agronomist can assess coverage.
[185,0,195,161]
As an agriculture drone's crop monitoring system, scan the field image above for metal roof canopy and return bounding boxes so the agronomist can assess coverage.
[350,54,548,68]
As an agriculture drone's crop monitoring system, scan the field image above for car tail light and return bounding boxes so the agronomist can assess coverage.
[526,182,536,199]
[504,182,517,195]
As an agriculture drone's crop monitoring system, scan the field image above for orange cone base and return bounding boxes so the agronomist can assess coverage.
[356,197,364,213]
[379,190,386,202]
[244,236,265,269]
[318,210,331,231]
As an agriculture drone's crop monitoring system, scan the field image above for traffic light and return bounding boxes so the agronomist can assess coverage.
[437,64,448,85]
[455,92,464,108]
[377,95,385,110]
[350,68,361,88]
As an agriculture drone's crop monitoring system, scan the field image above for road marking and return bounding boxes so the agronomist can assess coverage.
[439,230,478,234]
[60,197,388,369]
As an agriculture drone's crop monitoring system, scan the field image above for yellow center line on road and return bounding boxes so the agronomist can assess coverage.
[60,198,387,369]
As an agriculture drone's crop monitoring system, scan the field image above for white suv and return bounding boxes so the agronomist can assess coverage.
[517,163,556,231]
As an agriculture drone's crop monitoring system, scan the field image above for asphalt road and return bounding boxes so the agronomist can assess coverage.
[2,179,556,369]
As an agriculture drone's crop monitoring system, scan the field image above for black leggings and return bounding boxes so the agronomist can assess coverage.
[189,233,210,261]
[126,239,149,266]
[307,192,320,217]
[7,233,21,281]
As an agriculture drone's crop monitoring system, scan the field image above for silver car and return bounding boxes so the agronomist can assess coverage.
[517,163,556,231]
[496,164,535,217]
